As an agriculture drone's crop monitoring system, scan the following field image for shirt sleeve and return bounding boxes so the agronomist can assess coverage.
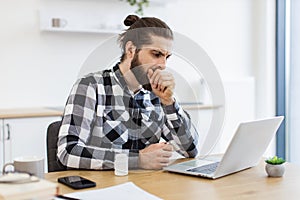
[57,76,139,170]
[161,100,199,157]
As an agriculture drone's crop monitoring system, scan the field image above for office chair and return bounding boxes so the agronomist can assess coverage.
[46,121,67,172]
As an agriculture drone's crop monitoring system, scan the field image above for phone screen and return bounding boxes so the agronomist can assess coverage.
[58,176,96,189]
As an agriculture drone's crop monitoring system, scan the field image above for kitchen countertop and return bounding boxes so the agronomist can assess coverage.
[0,104,220,119]
[0,107,64,119]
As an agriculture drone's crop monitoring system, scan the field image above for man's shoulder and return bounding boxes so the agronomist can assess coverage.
[83,67,114,77]
[77,68,115,85]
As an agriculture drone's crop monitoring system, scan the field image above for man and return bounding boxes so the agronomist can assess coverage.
[57,15,198,170]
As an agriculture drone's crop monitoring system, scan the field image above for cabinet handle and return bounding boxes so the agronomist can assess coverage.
[6,123,10,140]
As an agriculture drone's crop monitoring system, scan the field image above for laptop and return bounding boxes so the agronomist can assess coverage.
[163,116,284,179]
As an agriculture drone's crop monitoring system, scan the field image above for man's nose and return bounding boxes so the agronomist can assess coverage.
[157,58,167,70]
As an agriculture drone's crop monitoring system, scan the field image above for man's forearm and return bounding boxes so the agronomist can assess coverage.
[162,101,199,157]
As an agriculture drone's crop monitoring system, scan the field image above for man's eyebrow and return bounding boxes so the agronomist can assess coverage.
[151,49,172,57]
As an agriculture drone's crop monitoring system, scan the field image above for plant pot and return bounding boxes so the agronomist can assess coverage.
[265,163,285,177]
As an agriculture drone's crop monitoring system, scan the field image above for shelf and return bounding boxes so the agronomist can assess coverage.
[40,27,122,34]
[181,104,222,110]
[38,6,125,34]
[38,0,178,34]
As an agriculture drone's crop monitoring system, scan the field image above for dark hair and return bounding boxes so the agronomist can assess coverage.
[118,15,173,62]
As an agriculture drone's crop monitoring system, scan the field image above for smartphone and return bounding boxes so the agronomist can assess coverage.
[58,176,96,189]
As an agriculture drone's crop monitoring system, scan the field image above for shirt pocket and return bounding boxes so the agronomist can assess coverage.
[102,108,129,146]
[139,107,164,142]
[141,106,164,125]
[103,108,130,122]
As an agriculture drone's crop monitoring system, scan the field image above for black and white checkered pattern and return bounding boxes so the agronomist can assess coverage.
[57,64,198,170]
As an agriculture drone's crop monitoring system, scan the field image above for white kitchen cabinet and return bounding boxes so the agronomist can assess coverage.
[0,108,63,173]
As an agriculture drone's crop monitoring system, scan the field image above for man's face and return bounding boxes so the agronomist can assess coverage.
[130,36,173,91]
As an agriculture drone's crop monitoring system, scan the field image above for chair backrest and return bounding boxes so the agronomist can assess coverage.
[46,121,66,172]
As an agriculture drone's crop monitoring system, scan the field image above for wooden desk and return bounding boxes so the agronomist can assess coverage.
[45,159,300,200]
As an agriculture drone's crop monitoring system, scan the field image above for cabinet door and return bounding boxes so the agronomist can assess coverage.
[5,117,61,172]
[0,120,4,171]
[1,119,12,172]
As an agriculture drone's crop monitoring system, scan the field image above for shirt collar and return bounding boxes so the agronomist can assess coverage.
[113,63,127,87]
[112,63,151,96]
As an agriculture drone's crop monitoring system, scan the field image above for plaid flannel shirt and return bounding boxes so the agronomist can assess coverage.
[57,64,198,169]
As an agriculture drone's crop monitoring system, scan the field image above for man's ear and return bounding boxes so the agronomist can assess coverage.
[125,41,136,60]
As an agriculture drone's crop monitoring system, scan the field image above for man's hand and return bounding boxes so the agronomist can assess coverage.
[148,68,175,105]
[139,143,173,169]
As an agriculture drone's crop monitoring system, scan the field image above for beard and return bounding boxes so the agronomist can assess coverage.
[130,54,152,91]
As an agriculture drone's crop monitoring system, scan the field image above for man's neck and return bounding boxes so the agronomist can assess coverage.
[119,61,141,94]
[118,60,130,75]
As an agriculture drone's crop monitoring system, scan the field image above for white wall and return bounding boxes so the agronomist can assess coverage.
[165,0,253,78]
[0,0,276,154]
[0,0,107,108]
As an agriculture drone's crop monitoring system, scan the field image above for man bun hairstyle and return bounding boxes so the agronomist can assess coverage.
[118,14,173,62]
[123,14,140,26]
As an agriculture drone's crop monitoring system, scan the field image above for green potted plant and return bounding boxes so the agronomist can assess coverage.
[121,0,149,15]
[265,156,286,177]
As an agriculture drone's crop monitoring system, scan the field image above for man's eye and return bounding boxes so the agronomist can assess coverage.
[153,53,161,58]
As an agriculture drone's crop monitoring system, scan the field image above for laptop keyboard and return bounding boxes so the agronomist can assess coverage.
[187,162,220,174]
